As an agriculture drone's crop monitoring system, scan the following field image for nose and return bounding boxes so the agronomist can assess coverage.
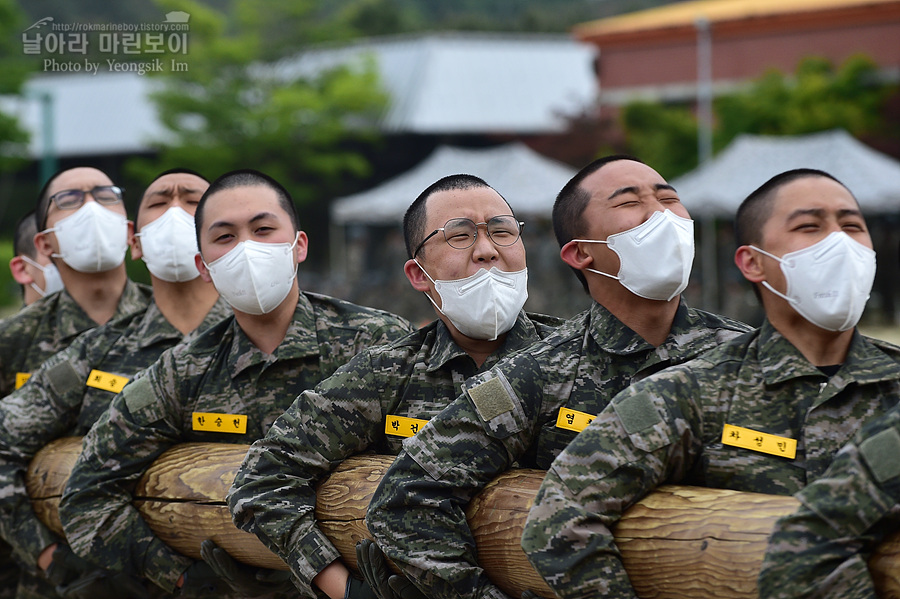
[471,224,499,263]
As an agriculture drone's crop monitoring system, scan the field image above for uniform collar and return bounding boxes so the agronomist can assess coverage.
[587,299,715,356]
[53,278,152,342]
[229,291,322,378]
[133,296,231,349]
[758,319,900,387]
[423,311,541,373]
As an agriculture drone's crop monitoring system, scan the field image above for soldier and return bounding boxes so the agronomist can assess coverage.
[758,403,900,599]
[57,169,413,597]
[227,174,565,599]
[0,167,153,398]
[520,168,900,599]
[8,210,63,307]
[365,155,752,599]
[0,167,152,599]
[0,169,230,597]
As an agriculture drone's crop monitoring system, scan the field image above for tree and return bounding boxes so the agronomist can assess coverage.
[620,54,898,178]
[126,0,388,207]
[0,0,33,175]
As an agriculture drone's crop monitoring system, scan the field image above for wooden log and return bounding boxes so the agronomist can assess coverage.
[25,437,900,598]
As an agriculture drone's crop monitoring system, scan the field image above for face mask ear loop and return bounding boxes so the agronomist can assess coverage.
[749,246,798,306]
[570,239,619,281]
[413,258,445,316]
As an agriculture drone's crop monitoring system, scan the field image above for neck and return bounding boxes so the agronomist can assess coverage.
[152,276,220,335]
[765,301,854,366]
[58,263,129,326]
[440,315,505,368]
[591,283,680,347]
[233,285,299,355]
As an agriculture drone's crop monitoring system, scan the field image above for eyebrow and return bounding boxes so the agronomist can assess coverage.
[786,207,864,221]
[607,183,677,201]
[207,211,279,232]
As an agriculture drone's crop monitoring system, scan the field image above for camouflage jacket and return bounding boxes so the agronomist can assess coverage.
[57,291,412,594]
[0,297,230,569]
[521,320,900,599]
[366,300,751,599]
[758,402,900,599]
[228,311,565,597]
[0,280,153,398]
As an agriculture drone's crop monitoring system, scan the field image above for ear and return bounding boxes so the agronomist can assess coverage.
[403,259,430,292]
[33,231,54,260]
[294,231,309,265]
[735,245,765,283]
[195,252,212,283]
[9,257,34,285]
[560,240,593,271]
[131,230,143,261]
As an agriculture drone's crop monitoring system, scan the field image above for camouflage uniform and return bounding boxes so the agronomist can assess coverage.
[57,291,412,594]
[0,280,152,599]
[0,297,230,571]
[228,312,564,597]
[758,403,900,599]
[520,319,900,599]
[366,301,751,599]
[0,280,153,398]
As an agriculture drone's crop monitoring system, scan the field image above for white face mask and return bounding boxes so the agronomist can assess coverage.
[43,201,129,273]
[751,231,876,332]
[573,209,694,301]
[135,206,200,282]
[415,261,528,341]
[20,255,65,297]
[203,233,298,315]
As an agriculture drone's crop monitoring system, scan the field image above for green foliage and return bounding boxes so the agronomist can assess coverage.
[715,54,892,146]
[621,54,898,178]
[126,0,387,205]
[621,101,697,180]
[0,0,34,174]
[0,238,20,315]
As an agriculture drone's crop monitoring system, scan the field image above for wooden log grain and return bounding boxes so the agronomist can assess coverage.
[25,437,900,598]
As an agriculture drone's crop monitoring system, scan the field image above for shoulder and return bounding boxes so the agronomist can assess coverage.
[303,291,413,333]
[524,312,567,338]
[687,307,755,339]
[863,335,900,361]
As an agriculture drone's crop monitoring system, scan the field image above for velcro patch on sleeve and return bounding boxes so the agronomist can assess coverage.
[123,376,157,415]
[46,361,83,398]
[860,426,900,484]
[613,392,662,435]
[468,376,515,422]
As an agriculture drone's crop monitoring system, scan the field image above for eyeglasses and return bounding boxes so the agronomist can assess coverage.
[49,185,124,211]
[413,215,524,257]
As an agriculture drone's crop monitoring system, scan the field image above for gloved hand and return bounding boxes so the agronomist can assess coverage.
[345,574,378,599]
[43,544,91,587]
[55,568,149,599]
[179,561,227,598]
[356,539,425,599]
[200,539,293,596]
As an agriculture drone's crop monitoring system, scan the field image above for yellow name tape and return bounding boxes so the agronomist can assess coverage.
[15,372,31,390]
[385,415,429,438]
[555,407,596,433]
[721,424,797,459]
[192,412,247,434]
[85,370,130,394]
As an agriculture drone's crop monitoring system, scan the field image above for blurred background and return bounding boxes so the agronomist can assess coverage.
[1,0,899,339]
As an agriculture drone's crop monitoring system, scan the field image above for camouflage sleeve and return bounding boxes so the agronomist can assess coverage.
[0,337,95,567]
[229,350,385,597]
[366,367,541,599]
[57,351,192,593]
[521,378,702,599]
[758,407,900,599]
